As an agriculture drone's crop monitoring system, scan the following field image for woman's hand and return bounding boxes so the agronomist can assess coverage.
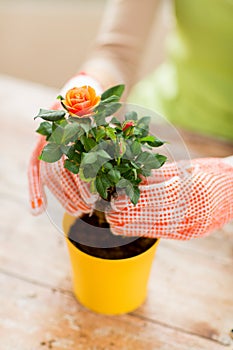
[106,157,233,240]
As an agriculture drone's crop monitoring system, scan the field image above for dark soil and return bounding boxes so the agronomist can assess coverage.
[68,213,157,260]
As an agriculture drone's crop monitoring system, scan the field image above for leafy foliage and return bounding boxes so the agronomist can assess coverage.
[34,109,66,121]
[35,84,167,205]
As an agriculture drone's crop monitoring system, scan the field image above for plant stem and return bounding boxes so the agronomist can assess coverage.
[92,198,111,226]
[93,209,107,226]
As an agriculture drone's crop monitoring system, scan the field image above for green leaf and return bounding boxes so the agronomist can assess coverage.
[117,178,130,189]
[90,179,97,193]
[96,128,106,142]
[122,170,137,183]
[124,143,135,160]
[48,125,64,144]
[145,154,164,169]
[139,135,164,147]
[74,140,85,152]
[137,116,151,128]
[143,154,159,169]
[130,141,141,155]
[140,167,152,177]
[96,149,112,160]
[135,151,151,165]
[79,167,91,182]
[34,108,66,122]
[86,138,97,151]
[80,135,97,152]
[60,144,71,155]
[95,112,107,127]
[81,150,111,173]
[135,152,167,169]
[136,116,151,137]
[103,162,113,171]
[101,141,116,158]
[95,175,112,199]
[81,152,97,165]
[81,150,112,180]
[117,179,139,207]
[89,127,97,138]
[106,126,116,141]
[36,122,52,137]
[39,143,63,163]
[57,95,64,100]
[125,111,138,121]
[52,119,68,130]
[101,84,125,101]
[73,153,82,163]
[64,146,82,163]
[83,164,97,179]
[154,154,167,167]
[107,169,121,184]
[63,123,80,143]
[116,163,131,174]
[125,182,134,202]
[130,186,140,205]
[104,102,122,117]
[100,95,120,104]
[79,118,92,133]
[64,159,80,174]
[110,117,121,126]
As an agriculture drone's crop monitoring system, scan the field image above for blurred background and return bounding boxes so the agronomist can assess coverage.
[0,0,172,88]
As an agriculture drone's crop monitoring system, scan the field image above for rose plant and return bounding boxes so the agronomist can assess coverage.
[33,84,168,314]
[34,84,167,208]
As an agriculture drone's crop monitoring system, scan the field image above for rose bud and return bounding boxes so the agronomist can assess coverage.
[122,120,135,136]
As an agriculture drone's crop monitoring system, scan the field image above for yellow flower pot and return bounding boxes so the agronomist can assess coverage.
[63,213,159,315]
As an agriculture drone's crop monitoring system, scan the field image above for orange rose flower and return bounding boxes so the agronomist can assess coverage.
[63,86,100,117]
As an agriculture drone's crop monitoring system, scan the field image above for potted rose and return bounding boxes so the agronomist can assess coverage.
[34,84,167,314]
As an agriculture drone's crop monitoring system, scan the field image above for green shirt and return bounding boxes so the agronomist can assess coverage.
[130,0,233,141]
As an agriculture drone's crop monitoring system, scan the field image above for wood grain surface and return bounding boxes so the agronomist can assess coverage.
[0,75,232,350]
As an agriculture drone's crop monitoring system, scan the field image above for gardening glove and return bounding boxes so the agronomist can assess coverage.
[106,157,233,240]
[28,73,102,215]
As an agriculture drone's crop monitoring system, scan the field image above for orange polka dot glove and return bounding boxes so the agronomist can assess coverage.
[106,157,233,240]
[28,73,102,215]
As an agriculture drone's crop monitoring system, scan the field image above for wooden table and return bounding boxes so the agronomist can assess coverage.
[0,75,233,350]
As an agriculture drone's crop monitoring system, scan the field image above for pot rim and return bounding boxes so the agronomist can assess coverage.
[66,236,159,262]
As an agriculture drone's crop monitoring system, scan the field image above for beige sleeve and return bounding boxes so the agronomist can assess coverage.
[81,0,161,94]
